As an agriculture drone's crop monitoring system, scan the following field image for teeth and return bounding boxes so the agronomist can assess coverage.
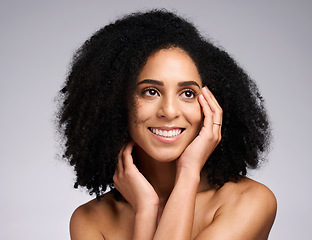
[151,128,182,138]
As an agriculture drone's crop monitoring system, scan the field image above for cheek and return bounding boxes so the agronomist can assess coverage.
[128,100,154,127]
[128,103,155,143]
[185,102,203,127]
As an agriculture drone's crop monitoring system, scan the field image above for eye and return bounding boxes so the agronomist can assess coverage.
[142,87,159,97]
[181,89,197,99]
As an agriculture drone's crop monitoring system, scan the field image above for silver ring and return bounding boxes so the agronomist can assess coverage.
[213,122,222,126]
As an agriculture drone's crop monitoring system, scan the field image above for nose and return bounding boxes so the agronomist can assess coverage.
[156,95,180,120]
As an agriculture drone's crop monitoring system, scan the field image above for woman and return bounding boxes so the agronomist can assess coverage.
[57,10,277,239]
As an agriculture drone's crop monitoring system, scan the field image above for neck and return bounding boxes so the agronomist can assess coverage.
[133,146,213,206]
[134,146,176,203]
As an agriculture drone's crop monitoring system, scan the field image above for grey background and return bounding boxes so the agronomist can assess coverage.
[1,0,311,239]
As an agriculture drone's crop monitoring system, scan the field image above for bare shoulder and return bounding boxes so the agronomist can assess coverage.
[196,178,277,240]
[219,177,277,209]
[70,191,119,240]
[217,177,277,224]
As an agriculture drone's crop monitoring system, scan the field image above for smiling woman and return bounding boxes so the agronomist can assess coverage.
[57,9,276,240]
[129,48,203,162]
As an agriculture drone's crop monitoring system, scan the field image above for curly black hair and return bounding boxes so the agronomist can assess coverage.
[57,9,271,197]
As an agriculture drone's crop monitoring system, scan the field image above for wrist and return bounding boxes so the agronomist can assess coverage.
[135,198,159,214]
[175,167,200,186]
[135,205,158,220]
[133,207,157,240]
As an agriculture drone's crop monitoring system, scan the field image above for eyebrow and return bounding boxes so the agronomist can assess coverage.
[137,79,164,86]
[178,81,201,89]
[137,79,201,88]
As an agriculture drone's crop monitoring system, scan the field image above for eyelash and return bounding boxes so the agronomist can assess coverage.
[142,87,159,97]
[141,87,198,99]
[181,89,197,99]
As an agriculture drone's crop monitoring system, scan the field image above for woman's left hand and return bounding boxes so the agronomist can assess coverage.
[177,86,223,175]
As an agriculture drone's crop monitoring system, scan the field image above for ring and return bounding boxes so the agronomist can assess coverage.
[213,122,222,126]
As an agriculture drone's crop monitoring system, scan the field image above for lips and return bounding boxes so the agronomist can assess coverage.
[149,127,184,138]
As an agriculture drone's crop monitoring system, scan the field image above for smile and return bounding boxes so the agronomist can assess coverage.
[149,127,184,138]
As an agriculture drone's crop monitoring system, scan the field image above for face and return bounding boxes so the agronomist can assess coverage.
[128,47,203,162]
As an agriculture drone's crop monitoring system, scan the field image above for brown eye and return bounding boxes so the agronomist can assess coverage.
[146,89,157,96]
[182,89,196,99]
[142,87,159,97]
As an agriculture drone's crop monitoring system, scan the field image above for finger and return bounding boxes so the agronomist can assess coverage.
[201,87,223,137]
[122,140,135,169]
[202,87,222,121]
[116,142,127,172]
[198,93,214,134]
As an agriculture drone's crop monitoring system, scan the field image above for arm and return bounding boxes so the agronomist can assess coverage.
[113,141,159,240]
[154,88,276,240]
[153,86,222,240]
[153,169,200,240]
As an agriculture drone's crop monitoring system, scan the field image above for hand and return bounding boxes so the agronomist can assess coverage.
[113,140,159,213]
[177,86,223,174]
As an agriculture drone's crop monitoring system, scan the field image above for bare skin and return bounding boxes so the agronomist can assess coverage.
[70,48,277,240]
[71,178,276,240]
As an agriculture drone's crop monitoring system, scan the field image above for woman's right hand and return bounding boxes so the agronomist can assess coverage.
[113,140,159,239]
[113,140,159,213]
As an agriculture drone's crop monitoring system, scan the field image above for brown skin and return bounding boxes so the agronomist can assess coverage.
[70,48,277,240]
[70,178,276,240]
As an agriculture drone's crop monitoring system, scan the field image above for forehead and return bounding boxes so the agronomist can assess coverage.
[137,47,202,86]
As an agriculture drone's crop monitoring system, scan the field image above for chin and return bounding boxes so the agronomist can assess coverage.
[134,144,184,163]
[153,154,180,162]
[148,147,185,162]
